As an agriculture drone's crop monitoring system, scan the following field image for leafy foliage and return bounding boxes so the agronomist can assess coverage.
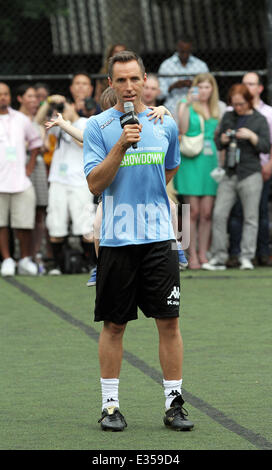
[0,0,67,43]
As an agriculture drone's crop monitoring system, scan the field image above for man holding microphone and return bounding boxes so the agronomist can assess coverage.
[83,50,194,432]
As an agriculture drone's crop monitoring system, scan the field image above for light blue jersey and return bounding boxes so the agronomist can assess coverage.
[83,107,180,247]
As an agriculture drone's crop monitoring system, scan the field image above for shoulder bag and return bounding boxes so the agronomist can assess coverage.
[179,114,205,157]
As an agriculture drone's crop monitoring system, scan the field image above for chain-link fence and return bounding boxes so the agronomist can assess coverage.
[0,0,269,105]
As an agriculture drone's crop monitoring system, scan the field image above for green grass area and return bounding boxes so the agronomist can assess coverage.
[1,269,272,450]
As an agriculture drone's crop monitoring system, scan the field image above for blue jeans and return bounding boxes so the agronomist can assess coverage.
[228,177,271,257]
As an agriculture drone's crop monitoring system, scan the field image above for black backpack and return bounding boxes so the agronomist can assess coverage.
[63,245,88,274]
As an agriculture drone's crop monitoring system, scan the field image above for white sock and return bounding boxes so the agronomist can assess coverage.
[100,378,119,411]
[163,379,182,410]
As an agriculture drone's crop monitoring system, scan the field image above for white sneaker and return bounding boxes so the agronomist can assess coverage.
[1,257,16,277]
[202,257,226,271]
[48,267,61,276]
[17,257,38,276]
[239,258,254,270]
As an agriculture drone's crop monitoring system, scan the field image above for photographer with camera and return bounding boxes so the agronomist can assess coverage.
[69,72,101,117]
[35,93,66,125]
[202,83,270,271]
[227,72,272,267]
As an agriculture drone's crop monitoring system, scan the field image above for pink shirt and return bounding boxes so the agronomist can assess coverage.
[257,100,272,165]
[0,107,43,193]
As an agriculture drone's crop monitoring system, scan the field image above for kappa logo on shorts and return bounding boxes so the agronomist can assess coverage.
[167,286,180,305]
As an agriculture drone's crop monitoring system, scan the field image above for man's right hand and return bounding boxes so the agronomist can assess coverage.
[47,94,66,104]
[120,123,142,150]
[168,79,192,92]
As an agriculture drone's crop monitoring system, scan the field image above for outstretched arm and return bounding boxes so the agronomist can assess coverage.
[45,113,84,143]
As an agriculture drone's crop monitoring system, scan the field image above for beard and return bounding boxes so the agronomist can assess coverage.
[0,104,8,113]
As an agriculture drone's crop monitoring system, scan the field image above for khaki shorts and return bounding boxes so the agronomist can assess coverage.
[46,182,95,237]
[0,185,36,229]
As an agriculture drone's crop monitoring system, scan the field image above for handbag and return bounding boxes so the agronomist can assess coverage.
[179,114,204,157]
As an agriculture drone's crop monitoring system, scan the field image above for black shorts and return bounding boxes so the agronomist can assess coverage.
[94,240,180,324]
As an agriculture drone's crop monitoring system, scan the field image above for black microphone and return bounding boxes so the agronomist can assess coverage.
[120,101,140,149]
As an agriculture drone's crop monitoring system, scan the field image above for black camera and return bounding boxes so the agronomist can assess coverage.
[84,96,96,112]
[226,129,237,138]
[49,102,64,114]
[226,130,239,168]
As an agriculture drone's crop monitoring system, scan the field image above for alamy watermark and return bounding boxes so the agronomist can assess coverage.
[82,196,190,250]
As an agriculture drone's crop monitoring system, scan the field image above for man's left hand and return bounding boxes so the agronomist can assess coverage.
[168,79,192,92]
[26,161,35,177]
[262,161,272,181]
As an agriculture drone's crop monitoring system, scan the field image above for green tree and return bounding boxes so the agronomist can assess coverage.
[0,0,67,43]
[103,0,142,53]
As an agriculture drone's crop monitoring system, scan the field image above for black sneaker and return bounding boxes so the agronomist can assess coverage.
[98,406,127,432]
[226,256,240,268]
[258,255,272,267]
[164,394,194,431]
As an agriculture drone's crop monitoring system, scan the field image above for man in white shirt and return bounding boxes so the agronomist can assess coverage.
[0,82,42,277]
[158,35,209,119]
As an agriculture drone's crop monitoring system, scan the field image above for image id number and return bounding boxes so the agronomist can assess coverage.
[136,454,180,465]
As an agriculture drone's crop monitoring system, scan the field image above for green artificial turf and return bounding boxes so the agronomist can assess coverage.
[1,269,271,450]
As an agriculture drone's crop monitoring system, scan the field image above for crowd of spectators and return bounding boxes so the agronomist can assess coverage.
[0,37,272,277]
